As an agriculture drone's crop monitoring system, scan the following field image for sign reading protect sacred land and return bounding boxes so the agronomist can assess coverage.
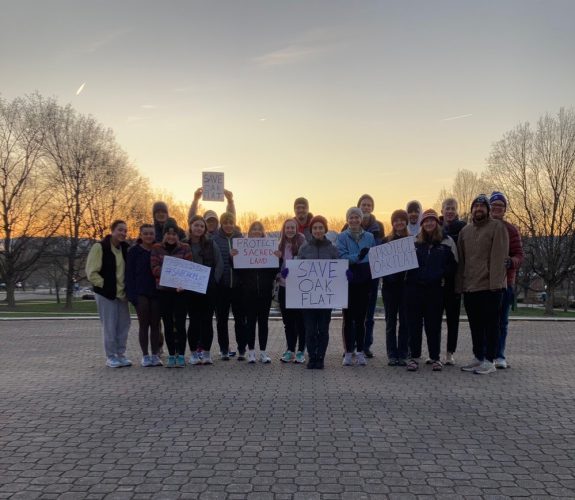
[232,238,279,268]
[286,259,348,309]
[159,256,211,294]
[202,171,225,201]
[368,235,419,278]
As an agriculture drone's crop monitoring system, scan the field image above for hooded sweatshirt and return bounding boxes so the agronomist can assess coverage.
[406,200,422,236]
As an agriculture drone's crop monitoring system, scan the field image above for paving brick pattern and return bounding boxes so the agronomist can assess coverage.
[1,319,574,499]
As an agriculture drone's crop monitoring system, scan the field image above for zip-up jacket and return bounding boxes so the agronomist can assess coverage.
[125,244,157,305]
[213,227,243,288]
[150,241,193,289]
[336,229,376,284]
[406,238,457,287]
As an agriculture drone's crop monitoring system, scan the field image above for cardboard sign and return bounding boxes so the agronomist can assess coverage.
[368,235,418,278]
[159,256,211,294]
[202,171,225,201]
[286,259,348,309]
[233,238,279,268]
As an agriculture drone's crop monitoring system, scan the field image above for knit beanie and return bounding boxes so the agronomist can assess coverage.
[162,217,179,235]
[471,194,491,213]
[309,215,329,233]
[489,191,507,207]
[420,208,440,225]
[346,207,363,220]
[293,197,309,209]
[152,201,169,216]
[406,200,421,214]
[391,209,408,224]
[357,194,375,209]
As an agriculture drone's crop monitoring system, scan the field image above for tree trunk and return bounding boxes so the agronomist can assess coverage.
[64,237,79,309]
[5,284,16,309]
[544,286,554,316]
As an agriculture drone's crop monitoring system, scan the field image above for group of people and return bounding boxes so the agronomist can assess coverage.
[86,188,523,375]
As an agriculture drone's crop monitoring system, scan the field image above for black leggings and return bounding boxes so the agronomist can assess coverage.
[245,294,272,351]
[343,282,370,353]
[159,290,188,356]
[187,290,216,352]
[278,286,305,352]
[135,295,161,356]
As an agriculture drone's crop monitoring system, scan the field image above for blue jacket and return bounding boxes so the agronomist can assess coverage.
[336,229,376,284]
[213,227,244,288]
[125,244,157,305]
[406,239,457,287]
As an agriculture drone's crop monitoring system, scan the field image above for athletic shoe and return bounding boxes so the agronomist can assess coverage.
[280,351,294,363]
[165,355,176,368]
[388,358,398,366]
[117,355,132,367]
[247,350,256,363]
[237,352,246,361]
[306,359,317,369]
[425,358,433,365]
[220,351,230,361]
[260,352,271,364]
[432,360,443,372]
[228,351,237,357]
[461,358,482,372]
[342,353,353,366]
[356,352,367,366]
[151,355,163,367]
[397,359,408,367]
[141,355,153,367]
[202,352,213,365]
[189,351,202,366]
[406,359,419,371]
[364,349,374,359]
[295,351,305,364]
[106,356,122,368]
[444,352,455,366]
[175,355,186,368]
[494,358,508,369]
[474,360,496,375]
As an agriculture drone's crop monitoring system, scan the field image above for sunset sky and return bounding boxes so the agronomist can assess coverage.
[2,0,574,222]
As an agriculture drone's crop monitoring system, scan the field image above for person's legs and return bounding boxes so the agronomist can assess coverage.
[174,292,188,356]
[352,283,370,353]
[303,310,318,360]
[364,278,379,352]
[245,297,257,351]
[199,291,216,352]
[295,310,306,353]
[463,292,485,361]
[444,286,461,354]
[257,295,272,351]
[406,286,424,359]
[187,294,202,353]
[231,287,247,354]
[485,289,504,362]
[423,287,443,362]
[116,299,131,358]
[159,291,176,356]
[278,286,296,351]
[317,309,332,361]
[95,294,119,359]
[397,285,409,360]
[215,286,232,354]
[149,297,161,356]
[382,286,399,359]
[496,285,513,360]
[136,295,151,356]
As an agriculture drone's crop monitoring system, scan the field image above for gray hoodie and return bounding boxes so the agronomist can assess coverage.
[406,200,422,236]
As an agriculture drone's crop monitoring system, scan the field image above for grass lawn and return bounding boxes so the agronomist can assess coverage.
[0,299,101,318]
[510,306,575,318]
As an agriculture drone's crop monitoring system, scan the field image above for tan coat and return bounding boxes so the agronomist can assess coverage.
[455,218,509,293]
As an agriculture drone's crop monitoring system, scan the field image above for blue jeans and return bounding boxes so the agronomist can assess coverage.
[497,285,514,360]
[364,278,380,351]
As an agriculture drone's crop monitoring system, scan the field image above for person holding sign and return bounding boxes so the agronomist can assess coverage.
[405,209,457,372]
[185,216,223,366]
[188,187,236,230]
[381,210,410,366]
[213,212,247,361]
[237,221,278,364]
[86,220,131,368]
[297,216,339,369]
[336,207,376,366]
[277,219,307,363]
[150,218,193,368]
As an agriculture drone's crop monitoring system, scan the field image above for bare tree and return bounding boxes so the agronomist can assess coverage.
[435,169,494,220]
[0,94,62,307]
[488,108,575,314]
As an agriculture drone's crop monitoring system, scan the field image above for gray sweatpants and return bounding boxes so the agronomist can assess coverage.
[95,294,131,358]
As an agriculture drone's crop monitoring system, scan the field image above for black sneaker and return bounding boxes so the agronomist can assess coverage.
[220,352,230,361]
[364,349,374,359]
[237,352,246,361]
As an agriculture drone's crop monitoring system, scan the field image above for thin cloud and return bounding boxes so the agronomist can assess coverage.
[76,82,86,95]
[140,104,158,109]
[441,113,473,122]
[85,28,131,53]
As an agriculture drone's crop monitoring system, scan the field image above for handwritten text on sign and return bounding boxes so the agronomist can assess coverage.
[202,171,224,201]
[368,235,418,278]
[233,238,279,268]
[286,259,348,309]
[159,256,211,294]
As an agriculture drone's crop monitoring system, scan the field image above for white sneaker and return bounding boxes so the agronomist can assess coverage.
[260,352,271,364]
[247,350,256,363]
[342,353,353,366]
[444,352,455,366]
[494,358,508,369]
[141,355,153,367]
[461,358,482,372]
[189,351,202,365]
[474,360,496,375]
[356,352,367,366]
[202,352,213,365]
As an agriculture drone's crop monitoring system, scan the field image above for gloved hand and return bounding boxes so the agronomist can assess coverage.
[280,267,289,278]
[346,269,354,281]
[504,257,512,269]
[358,247,369,260]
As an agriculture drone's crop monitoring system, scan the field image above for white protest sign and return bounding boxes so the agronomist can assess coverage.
[202,171,225,201]
[368,235,418,278]
[233,238,279,268]
[286,259,348,309]
[159,256,211,294]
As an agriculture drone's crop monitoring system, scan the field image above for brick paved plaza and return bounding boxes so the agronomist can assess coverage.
[1,318,574,499]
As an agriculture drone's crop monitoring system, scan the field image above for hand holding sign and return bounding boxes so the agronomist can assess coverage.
[233,238,279,268]
[368,236,419,278]
[159,256,211,294]
[202,172,225,201]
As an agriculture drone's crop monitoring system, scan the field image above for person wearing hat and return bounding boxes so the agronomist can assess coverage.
[456,195,509,375]
[293,197,314,242]
[439,198,467,365]
[86,220,131,368]
[150,218,193,368]
[296,215,339,369]
[336,207,376,366]
[152,201,185,243]
[489,191,523,369]
[381,210,410,366]
[405,209,457,372]
[188,187,236,232]
[406,200,423,236]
